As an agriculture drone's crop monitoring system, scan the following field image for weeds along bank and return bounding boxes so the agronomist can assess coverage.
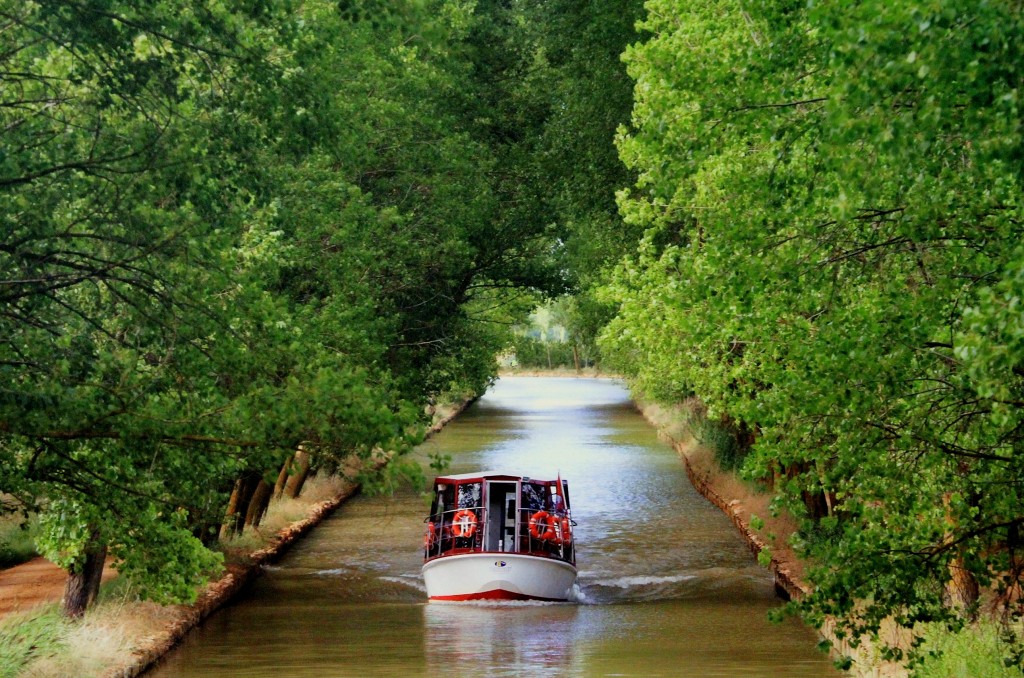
[0,401,471,678]
[638,396,1023,678]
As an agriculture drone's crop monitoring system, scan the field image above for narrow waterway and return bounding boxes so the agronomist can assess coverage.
[152,377,835,677]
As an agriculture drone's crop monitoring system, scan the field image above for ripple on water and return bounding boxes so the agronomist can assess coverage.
[379,575,427,593]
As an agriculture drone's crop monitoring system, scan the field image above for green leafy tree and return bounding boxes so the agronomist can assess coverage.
[602,0,1024,666]
[1,0,571,617]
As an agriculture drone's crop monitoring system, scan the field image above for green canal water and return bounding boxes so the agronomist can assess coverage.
[150,377,836,677]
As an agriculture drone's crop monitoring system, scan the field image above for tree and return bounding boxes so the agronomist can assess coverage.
[602,0,1024,665]
[0,0,548,616]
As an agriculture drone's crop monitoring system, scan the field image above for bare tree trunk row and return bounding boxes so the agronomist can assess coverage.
[219,448,313,541]
[283,448,311,499]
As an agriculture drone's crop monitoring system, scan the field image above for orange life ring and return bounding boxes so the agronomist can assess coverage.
[451,509,477,538]
[529,511,557,541]
[424,521,436,548]
[552,516,572,545]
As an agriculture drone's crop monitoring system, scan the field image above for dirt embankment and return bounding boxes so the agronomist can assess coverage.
[0,558,117,619]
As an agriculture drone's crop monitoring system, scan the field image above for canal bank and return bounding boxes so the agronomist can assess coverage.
[636,400,810,601]
[636,399,911,677]
[104,399,474,678]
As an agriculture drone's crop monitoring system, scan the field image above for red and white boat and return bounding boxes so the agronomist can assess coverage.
[421,472,577,602]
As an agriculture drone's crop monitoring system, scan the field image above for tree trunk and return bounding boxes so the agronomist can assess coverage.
[231,472,261,536]
[284,448,311,499]
[245,479,272,528]
[273,453,294,500]
[946,554,980,618]
[785,461,829,521]
[572,344,580,372]
[193,494,223,547]
[219,477,244,541]
[942,491,979,618]
[220,472,261,539]
[61,531,106,619]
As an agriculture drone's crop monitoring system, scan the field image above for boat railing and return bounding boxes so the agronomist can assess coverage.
[423,506,574,564]
[517,507,574,560]
[423,506,483,560]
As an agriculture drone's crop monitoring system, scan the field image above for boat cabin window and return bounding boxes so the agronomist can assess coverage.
[457,482,481,509]
[521,482,547,511]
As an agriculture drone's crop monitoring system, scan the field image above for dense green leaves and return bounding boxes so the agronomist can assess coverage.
[13,2,1019,667]
[602,0,1024,665]
[1,0,574,608]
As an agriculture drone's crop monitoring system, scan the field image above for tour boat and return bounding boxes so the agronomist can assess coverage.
[421,471,577,602]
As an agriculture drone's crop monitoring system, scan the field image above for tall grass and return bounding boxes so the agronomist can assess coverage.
[914,620,1024,677]
[0,578,180,678]
[0,606,66,678]
[642,396,749,473]
[694,417,748,472]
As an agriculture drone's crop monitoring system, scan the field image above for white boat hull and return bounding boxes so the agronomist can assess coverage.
[422,553,577,602]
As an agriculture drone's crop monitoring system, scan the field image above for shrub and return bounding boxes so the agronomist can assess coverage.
[914,620,1024,678]
[0,515,39,569]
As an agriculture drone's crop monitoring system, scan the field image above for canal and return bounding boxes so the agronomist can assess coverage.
[151,377,835,677]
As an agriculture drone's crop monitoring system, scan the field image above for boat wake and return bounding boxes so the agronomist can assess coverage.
[380,575,427,593]
[579,567,770,604]
[565,582,589,604]
[427,598,569,608]
[601,574,698,588]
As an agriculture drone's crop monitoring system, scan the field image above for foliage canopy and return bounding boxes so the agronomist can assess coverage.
[0,0,582,606]
[601,0,1024,665]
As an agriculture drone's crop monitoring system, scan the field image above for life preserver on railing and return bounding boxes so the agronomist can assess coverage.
[424,521,436,549]
[553,516,572,545]
[451,509,478,538]
[528,511,557,541]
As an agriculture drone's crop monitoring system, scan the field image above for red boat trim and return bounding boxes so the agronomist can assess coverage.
[429,588,566,602]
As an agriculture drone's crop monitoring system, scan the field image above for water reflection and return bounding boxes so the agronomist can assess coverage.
[424,603,579,677]
[152,377,835,677]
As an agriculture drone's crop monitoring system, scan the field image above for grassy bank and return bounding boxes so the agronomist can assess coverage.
[915,620,1024,678]
[0,396,474,678]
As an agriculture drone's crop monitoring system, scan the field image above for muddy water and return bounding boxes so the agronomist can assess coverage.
[152,377,835,677]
